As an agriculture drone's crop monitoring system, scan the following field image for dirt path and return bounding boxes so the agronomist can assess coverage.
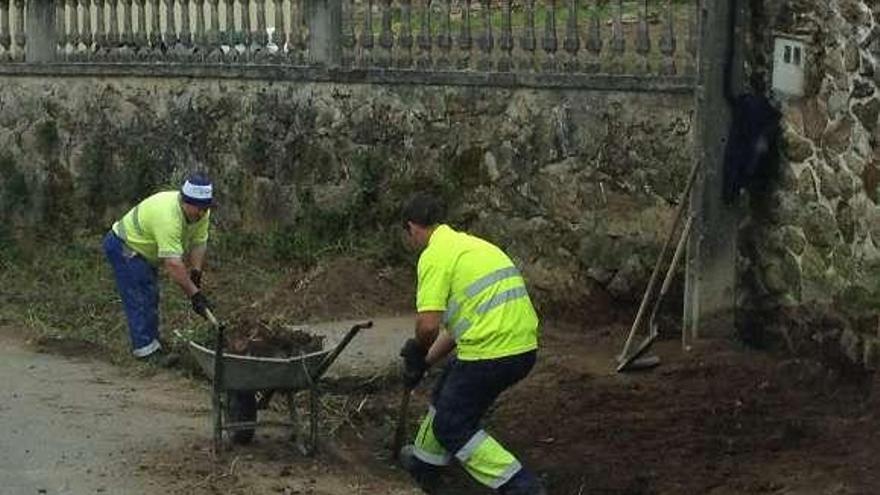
[0,326,420,495]
[0,328,207,494]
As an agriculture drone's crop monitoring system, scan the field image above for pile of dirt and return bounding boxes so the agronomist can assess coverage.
[221,317,325,358]
[229,256,415,325]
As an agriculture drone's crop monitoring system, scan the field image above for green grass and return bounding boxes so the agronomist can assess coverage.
[0,222,402,367]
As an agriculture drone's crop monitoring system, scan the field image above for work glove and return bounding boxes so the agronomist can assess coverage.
[190,291,213,319]
[399,338,428,389]
[189,269,202,289]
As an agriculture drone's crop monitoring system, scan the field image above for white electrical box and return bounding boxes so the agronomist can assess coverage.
[772,35,806,98]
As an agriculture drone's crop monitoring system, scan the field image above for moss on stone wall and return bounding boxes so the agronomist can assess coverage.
[0,77,693,315]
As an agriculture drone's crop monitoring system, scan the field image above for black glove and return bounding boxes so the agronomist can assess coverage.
[190,291,213,318]
[399,338,428,389]
[190,269,202,289]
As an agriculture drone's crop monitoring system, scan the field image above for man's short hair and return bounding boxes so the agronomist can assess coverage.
[401,192,446,228]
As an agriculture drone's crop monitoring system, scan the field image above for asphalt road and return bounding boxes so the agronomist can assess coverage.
[0,329,206,495]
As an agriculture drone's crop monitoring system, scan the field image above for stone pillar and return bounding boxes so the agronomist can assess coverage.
[26,0,57,61]
[307,0,342,67]
[684,0,744,340]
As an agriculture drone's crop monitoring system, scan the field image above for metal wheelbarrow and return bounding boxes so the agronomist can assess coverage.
[188,310,372,455]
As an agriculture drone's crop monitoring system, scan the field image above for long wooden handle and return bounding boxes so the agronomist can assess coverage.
[618,159,701,361]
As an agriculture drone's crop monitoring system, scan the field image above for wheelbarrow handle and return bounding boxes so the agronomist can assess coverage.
[311,321,373,381]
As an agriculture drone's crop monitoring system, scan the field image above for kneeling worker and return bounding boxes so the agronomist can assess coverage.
[398,192,546,495]
[102,173,215,366]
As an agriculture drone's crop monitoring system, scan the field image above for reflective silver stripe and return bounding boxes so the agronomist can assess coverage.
[132,339,161,358]
[476,286,529,314]
[158,251,183,258]
[444,298,461,325]
[130,205,145,236]
[455,429,489,463]
[452,318,472,340]
[465,266,521,298]
[413,405,452,466]
[489,460,523,489]
[115,221,128,241]
[412,446,453,466]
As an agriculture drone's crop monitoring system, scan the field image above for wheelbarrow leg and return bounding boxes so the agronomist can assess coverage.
[286,392,300,447]
[308,384,319,456]
[211,313,225,456]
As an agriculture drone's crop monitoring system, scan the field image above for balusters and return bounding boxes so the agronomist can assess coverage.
[205,0,222,60]
[11,0,22,59]
[457,0,471,69]
[74,0,87,57]
[84,0,95,56]
[341,0,356,66]
[94,0,107,56]
[271,0,285,60]
[686,0,697,75]
[149,0,161,52]
[520,0,536,71]
[562,0,579,72]
[584,1,601,72]
[358,0,374,67]
[659,0,676,75]
[416,0,431,69]
[161,0,174,49]
[0,0,698,77]
[122,0,134,48]
[436,0,451,68]
[194,0,206,54]
[635,0,650,73]
[0,0,9,60]
[254,0,268,58]
[497,0,512,72]
[541,0,557,72]
[399,0,414,68]
[135,0,147,55]
[290,0,306,64]
[238,0,251,59]
[108,0,120,56]
[609,0,624,73]
[55,0,67,59]
[378,0,392,68]
[476,0,492,71]
[67,0,80,58]
[223,0,236,60]
[180,0,192,48]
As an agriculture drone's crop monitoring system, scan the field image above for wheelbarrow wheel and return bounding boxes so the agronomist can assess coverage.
[226,391,257,444]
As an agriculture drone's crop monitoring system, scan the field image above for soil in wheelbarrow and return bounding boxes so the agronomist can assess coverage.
[221,316,326,358]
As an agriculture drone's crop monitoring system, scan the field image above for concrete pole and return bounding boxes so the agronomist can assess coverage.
[307,0,342,67]
[25,0,56,62]
[683,0,744,340]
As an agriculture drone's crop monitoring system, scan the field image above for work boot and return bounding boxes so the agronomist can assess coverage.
[498,469,547,495]
[141,349,180,368]
[399,445,442,494]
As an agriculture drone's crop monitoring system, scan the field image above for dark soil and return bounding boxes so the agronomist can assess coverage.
[179,255,880,494]
[220,317,325,357]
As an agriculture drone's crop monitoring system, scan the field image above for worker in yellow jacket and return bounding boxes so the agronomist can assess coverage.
[102,173,215,366]
[398,192,546,495]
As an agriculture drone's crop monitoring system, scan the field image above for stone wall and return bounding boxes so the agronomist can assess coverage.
[742,0,880,368]
[0,76,693,319]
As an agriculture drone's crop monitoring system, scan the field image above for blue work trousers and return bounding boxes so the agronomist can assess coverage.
[102,232,161,357]
[431,350,539,491]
